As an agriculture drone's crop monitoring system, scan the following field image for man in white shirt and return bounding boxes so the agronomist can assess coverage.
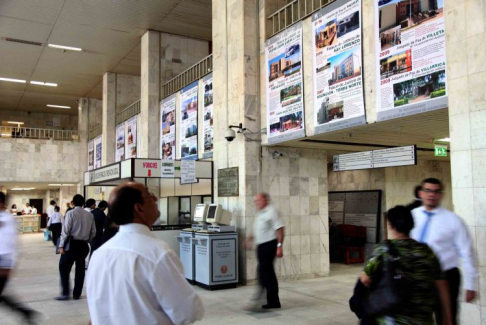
[31,205,37,215]
[22,203,32,215]
[47,200,56,219]
[87,182,204,325]
[246,193,285,309]
[411,178,478,325]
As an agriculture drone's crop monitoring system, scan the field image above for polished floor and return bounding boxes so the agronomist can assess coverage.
[1,233,362,325]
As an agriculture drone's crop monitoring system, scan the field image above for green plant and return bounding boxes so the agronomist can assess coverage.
[430,89,446,98]
[394,98,409,106]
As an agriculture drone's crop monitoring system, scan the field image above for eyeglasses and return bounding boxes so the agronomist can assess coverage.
[422,188,443,194]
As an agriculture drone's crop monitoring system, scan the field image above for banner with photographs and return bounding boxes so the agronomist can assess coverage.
[115,123,125,162]
[312,0,366,133]
[179,82,198,160]
[88,140,94,171]
[265,21,305,144]
[126,116,137,158]
[375,0,447,121]
[161,95,176,160]
[203,74,213,159]
[94,135,102,169]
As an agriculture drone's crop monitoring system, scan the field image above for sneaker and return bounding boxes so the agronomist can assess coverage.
[54,295,69,301]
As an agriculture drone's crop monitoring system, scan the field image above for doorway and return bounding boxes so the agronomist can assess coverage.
[29,199,43,215]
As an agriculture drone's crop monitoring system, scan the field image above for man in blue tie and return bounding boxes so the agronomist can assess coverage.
[410,178,477,325]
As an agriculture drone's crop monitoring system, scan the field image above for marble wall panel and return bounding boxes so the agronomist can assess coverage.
[0,110,77,130]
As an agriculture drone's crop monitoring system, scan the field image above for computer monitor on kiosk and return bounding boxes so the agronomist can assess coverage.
[206,204,223,225]
[193,204,209,224]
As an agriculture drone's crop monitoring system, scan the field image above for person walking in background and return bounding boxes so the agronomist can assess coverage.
[47,200,56,219]
[56,194,96,301]
[89,200,108,258]
[47,206,63,247]
[405,185,422,211]
[411,178,477,325]
[84,199,96,213]
[87,182,204,325]
[0,192,38,324]
[246,193,285,309]
[360,206,452,325]
[65,202,73,214]
[101,213,119,245]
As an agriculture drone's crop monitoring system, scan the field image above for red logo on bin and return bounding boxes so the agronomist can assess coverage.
[221,265,228,274]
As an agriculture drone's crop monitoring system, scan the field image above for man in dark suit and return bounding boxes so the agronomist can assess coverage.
[89,201,108,259]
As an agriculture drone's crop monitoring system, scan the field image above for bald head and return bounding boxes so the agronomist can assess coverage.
[254,193,270,211]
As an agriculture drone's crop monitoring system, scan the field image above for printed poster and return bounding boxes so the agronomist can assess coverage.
[94,135,102,169]
[161,95,176,160]
[88,140,94,171]
[115,123,125,162]
[203,74,213,159]
[312,0,366,133]
[126,116,137,158]
[265,21,305,144]
[180,82,198,160]
[181,160,197,184]
[375,0,447,121]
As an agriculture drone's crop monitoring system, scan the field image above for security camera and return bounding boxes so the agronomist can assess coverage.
[225,128,236,142]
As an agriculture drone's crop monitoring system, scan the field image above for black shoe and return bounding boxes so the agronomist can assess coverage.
[24,310,42,325]
[73,296,80,300]
[262,303,281,309]
[54,295,69,301]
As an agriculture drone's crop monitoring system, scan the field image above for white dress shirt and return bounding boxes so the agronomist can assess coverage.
[59,207,96,247]
[22,207,32,214]
[254,204,285,245]
[411,206,478,290]
[87,223,204,325]
[47,205,55,218]
[47,211,63,226]
[0,210,17,269]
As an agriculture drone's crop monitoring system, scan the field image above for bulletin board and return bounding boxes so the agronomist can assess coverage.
[329,190,382,243]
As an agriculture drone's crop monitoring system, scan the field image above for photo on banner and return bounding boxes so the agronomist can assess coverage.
[94,135,102,169]
[115,123,125,162]
[161,95,176,160]
[312,0,366,133]
[203,74,213,159]
[88,140,94,171]
[126,116,137,158]
[375,0,447,121]
[265,21,305,144]
[179,82,198,160]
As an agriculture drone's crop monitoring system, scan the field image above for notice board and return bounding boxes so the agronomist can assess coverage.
[329,190,381,243]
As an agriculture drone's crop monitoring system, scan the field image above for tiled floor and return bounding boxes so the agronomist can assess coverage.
[1,233,362,325]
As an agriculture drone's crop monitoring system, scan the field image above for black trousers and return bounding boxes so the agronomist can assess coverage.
[59,241,89,297]
[0,275,32,317]
[257,239,280,306]
[435,268,460,325]
[50,223,62,247]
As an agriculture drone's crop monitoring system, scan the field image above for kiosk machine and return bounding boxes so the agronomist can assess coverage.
[177,204,209,284]
[193,204,238,289]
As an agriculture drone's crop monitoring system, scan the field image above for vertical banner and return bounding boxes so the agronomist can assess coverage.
[115,123,125,162]
[265,21,305,144]
[203,74,214,159]
[88,140,94,171]
[126,116,138,158]
[312,0,366,133]
[161,95,176,160]
[375,0,447,121]
[94,135,102,169]
[179,82,198,160]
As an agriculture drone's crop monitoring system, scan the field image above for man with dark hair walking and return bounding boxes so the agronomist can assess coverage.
[84,199,96,212]
[405,185,422,211]
[411,178,478,325]
[89,200,108,258]
[56,194,96,301]
[87,182,204,325]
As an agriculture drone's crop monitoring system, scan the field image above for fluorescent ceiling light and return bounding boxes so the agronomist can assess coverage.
[7,121,24,125]
[48,44,82,51]
[48,184,62,186]
[30,81,57,87]
[47,104,71,109]
[0,77,26,83]
[1,134,11,136]
[62,184,75,186]
[11,187,35,191]
[436,138,450,142]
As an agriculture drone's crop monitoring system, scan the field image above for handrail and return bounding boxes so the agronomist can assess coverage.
[116,99,141,125]
[162,54,213,99]
[267,0,334,38]
[88,125,102,140]
[0,126,79,141]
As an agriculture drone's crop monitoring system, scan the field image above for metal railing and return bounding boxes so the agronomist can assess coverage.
[88,125,102,140]
[116,99,141,125]
[162,54,213,98]
[268,0,334,37]
[0,126,79,141]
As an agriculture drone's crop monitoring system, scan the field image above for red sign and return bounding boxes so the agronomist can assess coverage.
[220,265,228,274]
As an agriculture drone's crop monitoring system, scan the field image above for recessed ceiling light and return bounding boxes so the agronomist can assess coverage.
[31,81,57,87]
[0,77,26,83]
[47,104,71,109]
[48,184,62,186]
[436,138,450,142]
[7,121,24,125]
[62,184,75,186]
[48,44,82,51]
[11,187,35,191]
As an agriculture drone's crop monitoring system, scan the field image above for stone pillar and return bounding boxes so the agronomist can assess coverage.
[445,0,486,323]
[140,30,160,159]
[102,72,116,165]
[78,98,89,185]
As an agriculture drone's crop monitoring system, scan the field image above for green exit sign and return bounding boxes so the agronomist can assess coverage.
[435,145,448,157]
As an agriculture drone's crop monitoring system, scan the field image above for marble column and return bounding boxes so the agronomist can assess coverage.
[140,30,160,159]
[445,0,486,323]
[78,98,89,186]
[102,72,116,165]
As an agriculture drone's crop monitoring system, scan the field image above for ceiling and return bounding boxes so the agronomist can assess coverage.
[0,0,212,116]
[1,182,75,191]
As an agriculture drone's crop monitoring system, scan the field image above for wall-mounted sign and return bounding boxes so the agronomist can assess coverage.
[94,135,102,169]
[53,117,61,127]
[202,74,214,158]
[180,82,198,160]
[90,163,120,184]
[134,159,160,178]
[94,187,102,194]
[161,95,176,160]
[161,160,175,178]
[88,140,94,171]
[181,160,197,184]
[333,145,416,171]
[217,167,239,197]
[115,123,125,162]
[126,116,138,158]
[434,145,447,157]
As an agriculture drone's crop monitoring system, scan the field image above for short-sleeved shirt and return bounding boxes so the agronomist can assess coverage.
[254,205,284,245]
[364,239,443,325]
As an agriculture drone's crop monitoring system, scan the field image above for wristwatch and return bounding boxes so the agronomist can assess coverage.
[277,243,282,248]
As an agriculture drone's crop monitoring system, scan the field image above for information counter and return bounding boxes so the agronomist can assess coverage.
[16,215,41,233]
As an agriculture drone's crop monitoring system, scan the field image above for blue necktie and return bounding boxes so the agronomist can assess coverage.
[419,211,434,243]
